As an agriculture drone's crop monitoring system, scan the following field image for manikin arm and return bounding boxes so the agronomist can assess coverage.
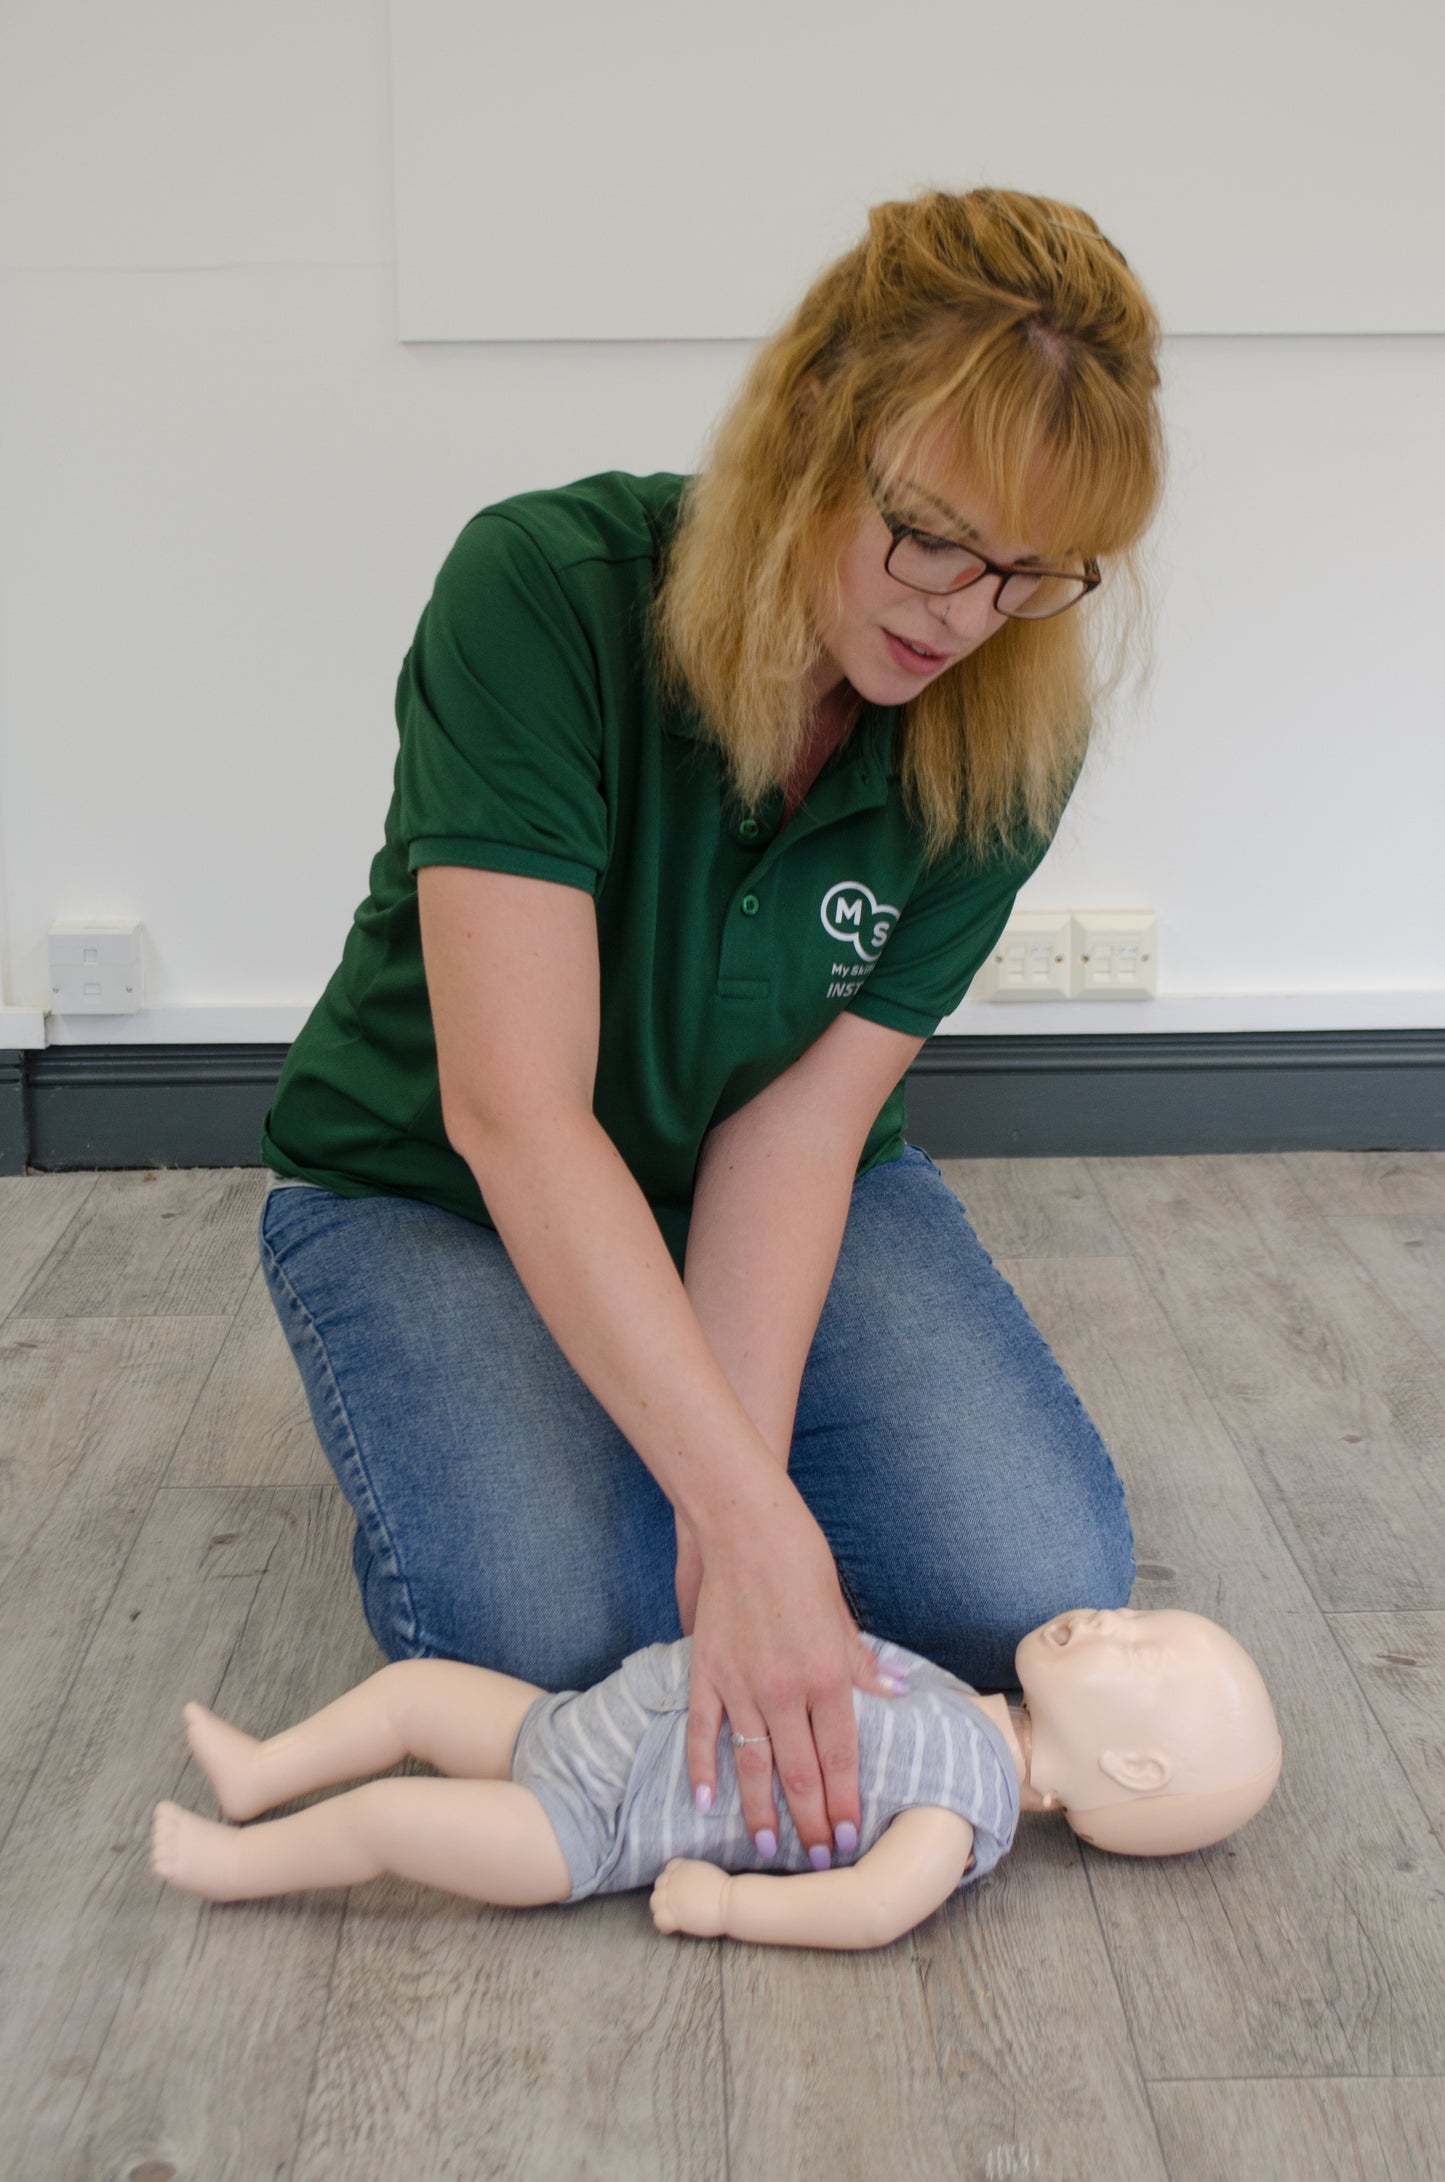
[650,1805,976,1951]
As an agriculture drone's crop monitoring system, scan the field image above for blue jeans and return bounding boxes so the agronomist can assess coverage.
[258,1145,1134,1693]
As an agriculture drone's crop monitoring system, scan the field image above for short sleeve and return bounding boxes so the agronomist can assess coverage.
[396,512,608,894]
[846,835,1050,1040]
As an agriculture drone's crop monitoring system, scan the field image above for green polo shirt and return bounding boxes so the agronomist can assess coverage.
[261,471,1060,1269]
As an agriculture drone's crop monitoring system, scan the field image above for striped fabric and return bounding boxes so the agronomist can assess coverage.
[510,1634,1020,1903]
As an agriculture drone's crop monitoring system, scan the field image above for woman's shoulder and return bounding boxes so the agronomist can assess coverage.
[418,472,691,666]
[459,470,690,579]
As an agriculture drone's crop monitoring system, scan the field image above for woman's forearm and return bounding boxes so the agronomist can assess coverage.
[683,1106,859,1464]
[456,1107,789,1543]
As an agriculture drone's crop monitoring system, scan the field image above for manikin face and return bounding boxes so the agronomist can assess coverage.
[809,444,1041,710]
[1015,1608,1282,1815]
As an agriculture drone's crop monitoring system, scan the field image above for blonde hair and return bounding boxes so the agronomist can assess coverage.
[654,188,1165,863]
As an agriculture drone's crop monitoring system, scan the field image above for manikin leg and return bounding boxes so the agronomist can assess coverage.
[181,1658,545,1820]
[152,1777,572,1904]
[152,1657,572,1906]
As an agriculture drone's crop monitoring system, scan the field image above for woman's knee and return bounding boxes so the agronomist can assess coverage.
[976,1485,1136,1654]
[845,1441,1135,1690]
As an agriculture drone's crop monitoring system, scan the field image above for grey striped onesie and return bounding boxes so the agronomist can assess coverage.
[509,1633,1020,1902]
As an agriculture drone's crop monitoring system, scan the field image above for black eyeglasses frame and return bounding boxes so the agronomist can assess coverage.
[866,474,1102,621]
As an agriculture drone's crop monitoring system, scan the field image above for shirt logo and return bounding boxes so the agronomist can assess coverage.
[820,880,899,966]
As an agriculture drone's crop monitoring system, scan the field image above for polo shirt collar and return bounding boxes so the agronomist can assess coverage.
[666,697,898,822]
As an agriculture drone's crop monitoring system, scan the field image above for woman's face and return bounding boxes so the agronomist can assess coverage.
[810,449,1041,710]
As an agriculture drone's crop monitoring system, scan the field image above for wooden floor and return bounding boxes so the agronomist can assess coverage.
[3,1155,1444,2181]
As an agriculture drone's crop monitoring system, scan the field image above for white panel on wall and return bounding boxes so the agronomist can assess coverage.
[390,0,1445,340]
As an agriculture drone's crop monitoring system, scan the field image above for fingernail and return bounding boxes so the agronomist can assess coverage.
[754,1829,777,1861]
[809,1844,832,1872]
[835,1821,858,1854]
[879,1673,908,1696]
[694,1783,712,1814]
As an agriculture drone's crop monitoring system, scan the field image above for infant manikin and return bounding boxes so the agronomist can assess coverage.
[152,1608,1282,1952]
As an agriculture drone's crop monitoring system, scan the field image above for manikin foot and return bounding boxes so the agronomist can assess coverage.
[152,1800,250,1901]
[183,1700,267,1821]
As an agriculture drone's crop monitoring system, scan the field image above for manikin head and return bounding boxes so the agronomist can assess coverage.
[1015,1609,1282,1856]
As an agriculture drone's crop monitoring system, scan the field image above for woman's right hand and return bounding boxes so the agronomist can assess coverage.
[684,1495,905,1864]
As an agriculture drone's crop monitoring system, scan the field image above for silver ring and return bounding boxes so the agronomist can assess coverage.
[730,1732,772,1748]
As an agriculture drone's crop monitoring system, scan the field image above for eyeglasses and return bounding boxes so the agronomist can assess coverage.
[867,473,1101,621]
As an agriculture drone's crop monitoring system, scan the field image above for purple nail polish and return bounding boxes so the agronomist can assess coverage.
[835,1821,858,1855]
[694,1783,712,1814]
[879,1672,908,1696]
[809,1843,832,1872]
[754,1828,778,1861]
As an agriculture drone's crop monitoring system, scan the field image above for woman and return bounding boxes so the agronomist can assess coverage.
[259,186,1164,1879]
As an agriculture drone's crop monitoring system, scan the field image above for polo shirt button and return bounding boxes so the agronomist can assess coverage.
[738,817,759,839]
[740,894,760,917]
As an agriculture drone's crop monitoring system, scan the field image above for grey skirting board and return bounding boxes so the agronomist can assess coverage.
[2,1031,1441,1176]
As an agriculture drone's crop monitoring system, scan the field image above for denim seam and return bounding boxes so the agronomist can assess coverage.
[1022,1329,1136,1595]
[824,1150,1135,1619]
[909,1148,1132,1583]
[258,1207,425,1653]
[987,1261,1137,1594]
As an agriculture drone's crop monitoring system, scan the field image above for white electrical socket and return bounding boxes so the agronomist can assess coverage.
[972,911,1076,1002]
[47,920,144,1014]
[1073,912,1158,999]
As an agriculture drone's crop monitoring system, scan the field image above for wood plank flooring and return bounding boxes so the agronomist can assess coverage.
[2,1156,1443,2181]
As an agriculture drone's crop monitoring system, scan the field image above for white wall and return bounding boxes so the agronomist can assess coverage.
[1,1,1441,1049]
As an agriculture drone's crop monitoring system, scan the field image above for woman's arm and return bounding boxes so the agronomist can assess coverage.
[684,1009,927,1465]
[422,865,777,1543]
[650,1805,977,1950]
[417,866,897,1863]
[672,1009,924,1644]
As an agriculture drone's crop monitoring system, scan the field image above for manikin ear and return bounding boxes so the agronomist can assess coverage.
[1098,1749,1174,1795]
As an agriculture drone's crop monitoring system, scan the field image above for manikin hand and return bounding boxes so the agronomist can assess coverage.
[650,1857,730,1938]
